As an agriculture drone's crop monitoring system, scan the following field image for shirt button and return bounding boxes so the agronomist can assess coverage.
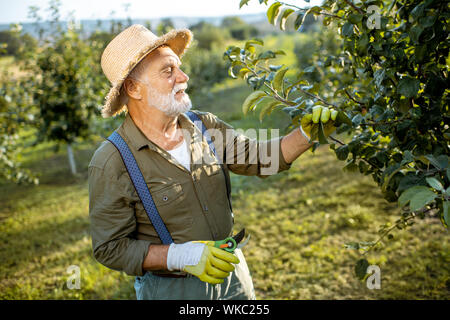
[204,205,208,211]
[162,196,168,201]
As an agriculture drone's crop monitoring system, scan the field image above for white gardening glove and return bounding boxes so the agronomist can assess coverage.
[166,241,239,285]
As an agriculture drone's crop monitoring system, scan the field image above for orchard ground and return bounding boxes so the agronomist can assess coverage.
[0,36,449,299]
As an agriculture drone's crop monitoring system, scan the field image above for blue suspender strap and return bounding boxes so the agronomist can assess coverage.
[107,131,174,245]
[185,111,233,213]
[185,111,219,158]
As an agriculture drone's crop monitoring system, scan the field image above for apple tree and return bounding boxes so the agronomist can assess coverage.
[228,0,449,278]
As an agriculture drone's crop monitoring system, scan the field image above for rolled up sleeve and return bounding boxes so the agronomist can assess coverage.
[88,164,151,276]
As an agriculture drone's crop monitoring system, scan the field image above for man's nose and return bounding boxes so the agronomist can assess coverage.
[176,68,189,83]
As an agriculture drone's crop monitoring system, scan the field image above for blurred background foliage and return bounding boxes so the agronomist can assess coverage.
[0,0,448,300]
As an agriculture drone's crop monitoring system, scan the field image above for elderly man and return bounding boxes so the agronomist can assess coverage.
[88,25,336,300]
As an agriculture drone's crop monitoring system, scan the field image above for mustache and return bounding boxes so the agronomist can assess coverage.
[172,83,188,94]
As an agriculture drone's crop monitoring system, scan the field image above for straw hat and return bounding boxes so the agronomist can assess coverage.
[100,24,193,118]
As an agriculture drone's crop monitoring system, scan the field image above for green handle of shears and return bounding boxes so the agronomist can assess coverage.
[214,237,237,253]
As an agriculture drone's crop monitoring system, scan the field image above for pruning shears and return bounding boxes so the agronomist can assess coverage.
[213,228,250,253]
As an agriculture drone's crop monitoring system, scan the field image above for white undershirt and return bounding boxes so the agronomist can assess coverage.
[166,138,191,172]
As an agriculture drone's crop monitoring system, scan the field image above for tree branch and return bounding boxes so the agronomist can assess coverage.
[344,89,366,106]
[344,0,365,14]
[329,135,345,146]
[278,1,343,19]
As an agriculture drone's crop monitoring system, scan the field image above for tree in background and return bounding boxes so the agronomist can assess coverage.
[221,16,260,40]
[189,21,231,50]
[230,0,449,279]
[0,26,37,57]
[156,18,175,36]
[0,73,38,184]
[21,0,108,175]
[0,24,39,184]
[181,42,230,97]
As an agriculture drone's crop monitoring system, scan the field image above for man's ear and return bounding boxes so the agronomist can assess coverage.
[123,78,143,100]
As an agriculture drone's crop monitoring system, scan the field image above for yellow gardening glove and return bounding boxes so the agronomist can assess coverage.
[300,105,338,143]
[166,241,240,285]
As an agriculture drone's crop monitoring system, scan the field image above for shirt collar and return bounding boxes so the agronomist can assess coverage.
[119,112,196,152]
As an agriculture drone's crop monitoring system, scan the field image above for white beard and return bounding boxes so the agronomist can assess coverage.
[147,83,192,117]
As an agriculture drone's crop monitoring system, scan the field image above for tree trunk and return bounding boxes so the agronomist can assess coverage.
[67,143,77,175]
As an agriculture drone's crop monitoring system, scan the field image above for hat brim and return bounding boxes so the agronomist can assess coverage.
[101,28,193,118]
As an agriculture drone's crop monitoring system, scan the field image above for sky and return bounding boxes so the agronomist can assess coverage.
[0,0,322,24]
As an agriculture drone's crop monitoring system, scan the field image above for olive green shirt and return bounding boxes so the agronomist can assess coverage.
[88,110,292,276]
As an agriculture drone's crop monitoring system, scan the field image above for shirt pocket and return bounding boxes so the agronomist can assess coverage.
[203,163,229,208]
[134,183,193,238]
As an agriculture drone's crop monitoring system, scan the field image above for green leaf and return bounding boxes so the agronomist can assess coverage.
[426,177,444,191]
[425,154,445,169]
[294,12,305,30]
[374,69,386,88]
[279,8,295,31]
[418,15,436,28]
[412,190,437,212]
[335,145,349,161]
[274,50,286,56]
[344,242,360,250]
[272,68,288,94]
[239,0,251,9]
[258,50,277,60]
[242,90,266,115]
[238,67,251,79]
[411,3,425,21]
[305,6,322,16]
[348,14,363,24]
[318,122,329,144]
[303,65,315,73]
[228,65,238,79]
[355,259,369,280]
[436,155,449,169]
[398,186,429,207]
[357,33,369,55]
[245,39,264,47]
[267,2,282,25]
[256,96,281,122]
[401,150,414,165]
[343,160,358,173]
[409,25,424,44]
[397,173,426,193]
[443,201,450,228]
[342,22,354,37]
[335,111,352,127]
[397,76,420,98]
[408,187,437,211]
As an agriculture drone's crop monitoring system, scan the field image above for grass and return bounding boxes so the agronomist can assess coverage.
[0,58,449,300]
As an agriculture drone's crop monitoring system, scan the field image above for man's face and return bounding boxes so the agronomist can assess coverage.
[137,46,192,117]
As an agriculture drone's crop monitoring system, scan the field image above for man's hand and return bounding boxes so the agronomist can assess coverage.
[300,105,338,143]
[166,241,240,284]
